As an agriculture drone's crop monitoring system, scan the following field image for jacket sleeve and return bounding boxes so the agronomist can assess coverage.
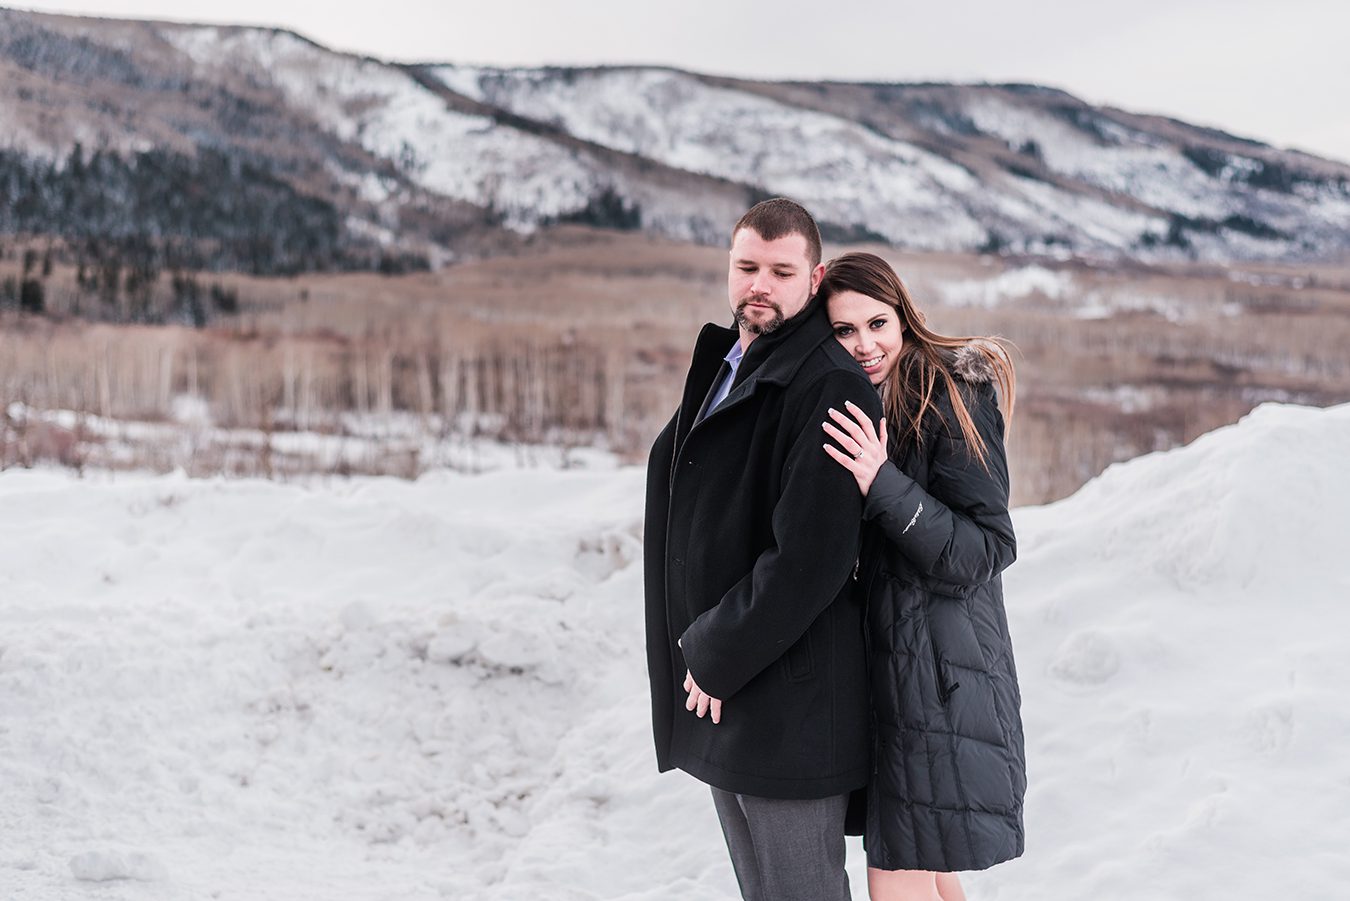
[677,369,882,700]
[864,384,1015,586]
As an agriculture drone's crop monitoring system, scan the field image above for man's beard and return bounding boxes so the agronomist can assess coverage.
[734,296,786,335]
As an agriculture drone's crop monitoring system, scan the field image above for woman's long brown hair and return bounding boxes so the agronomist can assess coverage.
[818,252,1016,470]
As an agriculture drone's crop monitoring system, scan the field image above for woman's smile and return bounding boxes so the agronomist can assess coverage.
[857,353,886,373]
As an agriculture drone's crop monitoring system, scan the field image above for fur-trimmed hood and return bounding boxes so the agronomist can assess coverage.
[947,342,998,385]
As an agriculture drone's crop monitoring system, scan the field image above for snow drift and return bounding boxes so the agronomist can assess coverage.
[1,401,1347,899]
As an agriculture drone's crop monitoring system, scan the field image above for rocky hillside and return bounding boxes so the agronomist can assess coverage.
[2,7,1348,273]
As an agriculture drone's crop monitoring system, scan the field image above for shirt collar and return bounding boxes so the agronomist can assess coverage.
[724,340,745,367]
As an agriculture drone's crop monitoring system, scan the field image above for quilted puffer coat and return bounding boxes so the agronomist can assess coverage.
[859,345,1026,872]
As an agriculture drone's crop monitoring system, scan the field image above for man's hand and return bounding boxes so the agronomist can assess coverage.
[683,669,723,724]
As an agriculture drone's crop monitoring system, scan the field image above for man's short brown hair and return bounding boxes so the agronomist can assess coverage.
[732,198,822,269]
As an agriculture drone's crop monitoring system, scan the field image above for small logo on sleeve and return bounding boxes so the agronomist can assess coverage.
[902,502,924,535]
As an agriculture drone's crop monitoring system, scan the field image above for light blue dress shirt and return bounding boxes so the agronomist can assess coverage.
[705,339,745,415]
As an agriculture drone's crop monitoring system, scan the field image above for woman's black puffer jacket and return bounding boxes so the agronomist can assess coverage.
[860,345,1026,872]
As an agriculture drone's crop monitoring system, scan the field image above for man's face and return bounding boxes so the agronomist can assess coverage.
[728,228,825,340]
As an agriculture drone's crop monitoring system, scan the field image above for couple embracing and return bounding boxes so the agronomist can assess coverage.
[644,198,1026,901]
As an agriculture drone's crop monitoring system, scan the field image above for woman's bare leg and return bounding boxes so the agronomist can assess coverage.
[867,867,941,901]
[935,872,966,901]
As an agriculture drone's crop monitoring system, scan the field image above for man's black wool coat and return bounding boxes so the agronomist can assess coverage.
[644,300,884,799]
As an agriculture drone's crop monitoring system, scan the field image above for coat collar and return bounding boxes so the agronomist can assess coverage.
[740,297,833,386]
[692,298,832,390]
[674,300,832,462]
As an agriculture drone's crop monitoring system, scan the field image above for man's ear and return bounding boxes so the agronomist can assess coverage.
[809,263,826,294]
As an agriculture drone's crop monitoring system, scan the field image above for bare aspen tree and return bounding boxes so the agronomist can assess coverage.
[522,344,544,440]
[97,340,112,419]
[439,353,460,428]
[299,344,314,431]
[159,343,174,414]
[416,349,434,419]
[282,341,297,419]
[187,346,199,400]
[227,347,246,427]
[354,348,369,416]
[603,346,626,446]
[376,344,393,417]
[461,355,479,429]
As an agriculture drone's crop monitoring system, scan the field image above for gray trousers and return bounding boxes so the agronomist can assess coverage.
[710,787,851,901]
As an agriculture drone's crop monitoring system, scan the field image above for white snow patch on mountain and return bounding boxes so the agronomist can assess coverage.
[430,66,990,250]
[1001,174,1162,249]
[961,93,1350,253]
[937,265,1074,308]
[962,95,1228,219]
[157,27,598,227]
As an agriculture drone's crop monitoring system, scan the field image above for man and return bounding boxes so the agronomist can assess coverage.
[644,198,884,900]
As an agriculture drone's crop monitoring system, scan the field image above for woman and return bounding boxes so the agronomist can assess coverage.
[818,253,1026,901]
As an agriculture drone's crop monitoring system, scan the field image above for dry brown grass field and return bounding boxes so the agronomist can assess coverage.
[4,226,1349,504]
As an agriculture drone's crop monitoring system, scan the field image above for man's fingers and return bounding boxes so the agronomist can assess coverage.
[682,670,721,722]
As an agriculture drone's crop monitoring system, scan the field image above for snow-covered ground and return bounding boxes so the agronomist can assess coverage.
[4,401,615,481]
[2,402,1348,899]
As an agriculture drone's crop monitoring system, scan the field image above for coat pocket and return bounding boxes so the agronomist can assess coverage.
[781,632,815,683]
[924,618,960,705]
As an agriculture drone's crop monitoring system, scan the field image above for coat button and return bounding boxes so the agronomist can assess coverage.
[673,557,684,567]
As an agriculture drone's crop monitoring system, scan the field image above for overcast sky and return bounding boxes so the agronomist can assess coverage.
[13,0,1350,164]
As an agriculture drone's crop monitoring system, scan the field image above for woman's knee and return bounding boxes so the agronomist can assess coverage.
[867,867,941,901]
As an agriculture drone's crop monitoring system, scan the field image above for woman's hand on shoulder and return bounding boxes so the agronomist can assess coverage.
[822,400,888,496]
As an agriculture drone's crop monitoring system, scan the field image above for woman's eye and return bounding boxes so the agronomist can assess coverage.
[870,319,887,329]
[834,327,853,337]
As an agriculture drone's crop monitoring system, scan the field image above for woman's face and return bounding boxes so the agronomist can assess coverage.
[827,290,904,386]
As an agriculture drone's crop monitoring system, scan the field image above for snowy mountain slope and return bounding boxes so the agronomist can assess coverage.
[433,66,1350,261]
[432,65,1154,254]
[3,402,1349,898]
[431,65,995,251]
[2,6,1349,266]
[156,27,751,240]
[155,26,598,228]
[708,76,1350,260]
[0,9,753,263]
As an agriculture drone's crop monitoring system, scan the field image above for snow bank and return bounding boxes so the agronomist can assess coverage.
[1000,401,1350,899]
[0,464,728,899]
[2,402,1348,898]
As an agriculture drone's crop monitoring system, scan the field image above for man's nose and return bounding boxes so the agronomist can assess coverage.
[751,270,774,295]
